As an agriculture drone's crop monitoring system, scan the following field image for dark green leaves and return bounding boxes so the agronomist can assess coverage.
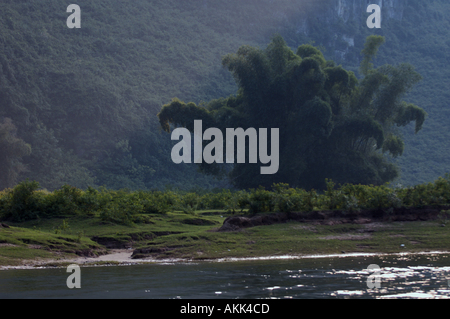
[396,102,427,133]
[360,35,385,76]
[0,118,31,189]
[159,35,425,190]
[382,135,405,158]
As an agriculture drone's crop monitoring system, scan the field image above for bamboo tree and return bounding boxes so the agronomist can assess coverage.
[158,35,426,190]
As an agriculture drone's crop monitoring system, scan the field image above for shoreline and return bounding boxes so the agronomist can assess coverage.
[2,249,449,271]
[2,208,450,271]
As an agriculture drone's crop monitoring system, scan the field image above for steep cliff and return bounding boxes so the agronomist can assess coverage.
[292,0,406,62]
[333,0,406,23]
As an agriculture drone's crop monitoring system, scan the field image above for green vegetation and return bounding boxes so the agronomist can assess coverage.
[0,0,449,192]
[159,35,426,189]
[4,176,450,224]
[307,0,450,187]
[0,119,31,188]
[0,224,105,267]
[1,177,450,266]
[2,1,450,266]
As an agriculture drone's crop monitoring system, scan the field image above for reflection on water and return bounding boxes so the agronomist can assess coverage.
[330,264,450,299]
[0,252,449,299]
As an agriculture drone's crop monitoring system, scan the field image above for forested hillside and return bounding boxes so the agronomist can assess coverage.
[0,0,449,191]
[311,0,450,188]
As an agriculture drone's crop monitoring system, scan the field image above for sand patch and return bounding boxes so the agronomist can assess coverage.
[68,249,134,264]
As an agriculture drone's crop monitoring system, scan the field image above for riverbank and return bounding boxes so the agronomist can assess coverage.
[3,178,450,268]
[1,206,450,270]
[2,248,450,271]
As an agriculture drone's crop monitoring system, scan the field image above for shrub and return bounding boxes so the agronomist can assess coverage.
[202,189,234,210]
[44,184,83,217]
[300,189,318,212]
[5,174,450,225]
[173,192,201,214]
[143,191,177,214]
[139,190,175,215]
[271,183,298,213]
[78,187,102,216]
[246,186,274,215]
[223,190,248,214]
[99,191,144,226]
[323,179,353,210]
[0,180,44,222]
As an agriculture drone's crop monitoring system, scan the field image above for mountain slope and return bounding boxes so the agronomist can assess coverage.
[0,0,448,190]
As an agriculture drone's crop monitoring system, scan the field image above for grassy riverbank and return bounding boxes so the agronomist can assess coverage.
[1,178,450,267]
[1,209,450,267]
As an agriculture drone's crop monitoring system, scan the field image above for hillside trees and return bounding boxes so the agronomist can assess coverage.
[1,0,440,191]
[0,0,261,191]
[0,118,31,189]
[158,35,426,190]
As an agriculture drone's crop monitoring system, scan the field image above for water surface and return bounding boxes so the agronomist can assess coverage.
[1,252,449,299]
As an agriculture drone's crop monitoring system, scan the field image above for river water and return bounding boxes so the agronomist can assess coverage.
[1,252,450,299]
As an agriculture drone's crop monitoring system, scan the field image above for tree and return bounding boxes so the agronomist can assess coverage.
[158,35,426,190]
[0,118,31,190]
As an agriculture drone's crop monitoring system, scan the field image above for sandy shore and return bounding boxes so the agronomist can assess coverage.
[1,249,449,270]
[69,249,136,264]
[0,249,199,270]
[0,249,141,270]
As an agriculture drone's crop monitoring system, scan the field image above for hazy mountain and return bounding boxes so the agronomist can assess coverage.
[0,0,447,190]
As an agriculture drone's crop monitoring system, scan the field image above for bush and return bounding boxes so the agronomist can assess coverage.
[78,187,101,216]
[271,183,299,213]
[0,180,44,222]
[44,184,84,217]
[201,190,233,210]
[139,190,175,215]
[223,190,248,214]
[99,191,144,226]
[173,192,201,214]
[4,174,450,225]
[246,187,274,215]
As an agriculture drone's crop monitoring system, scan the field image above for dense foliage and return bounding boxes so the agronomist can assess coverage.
[0,0,254,191]
[0,0,448,191]
[159,35,426,190]
[0,118,31,189]
[2,177,450,225]
[302,0,450,187]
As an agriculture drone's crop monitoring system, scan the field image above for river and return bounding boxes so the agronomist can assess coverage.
[0,252,449,299]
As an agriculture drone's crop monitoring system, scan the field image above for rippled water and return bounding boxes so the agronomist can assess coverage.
[0,252,449,299]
